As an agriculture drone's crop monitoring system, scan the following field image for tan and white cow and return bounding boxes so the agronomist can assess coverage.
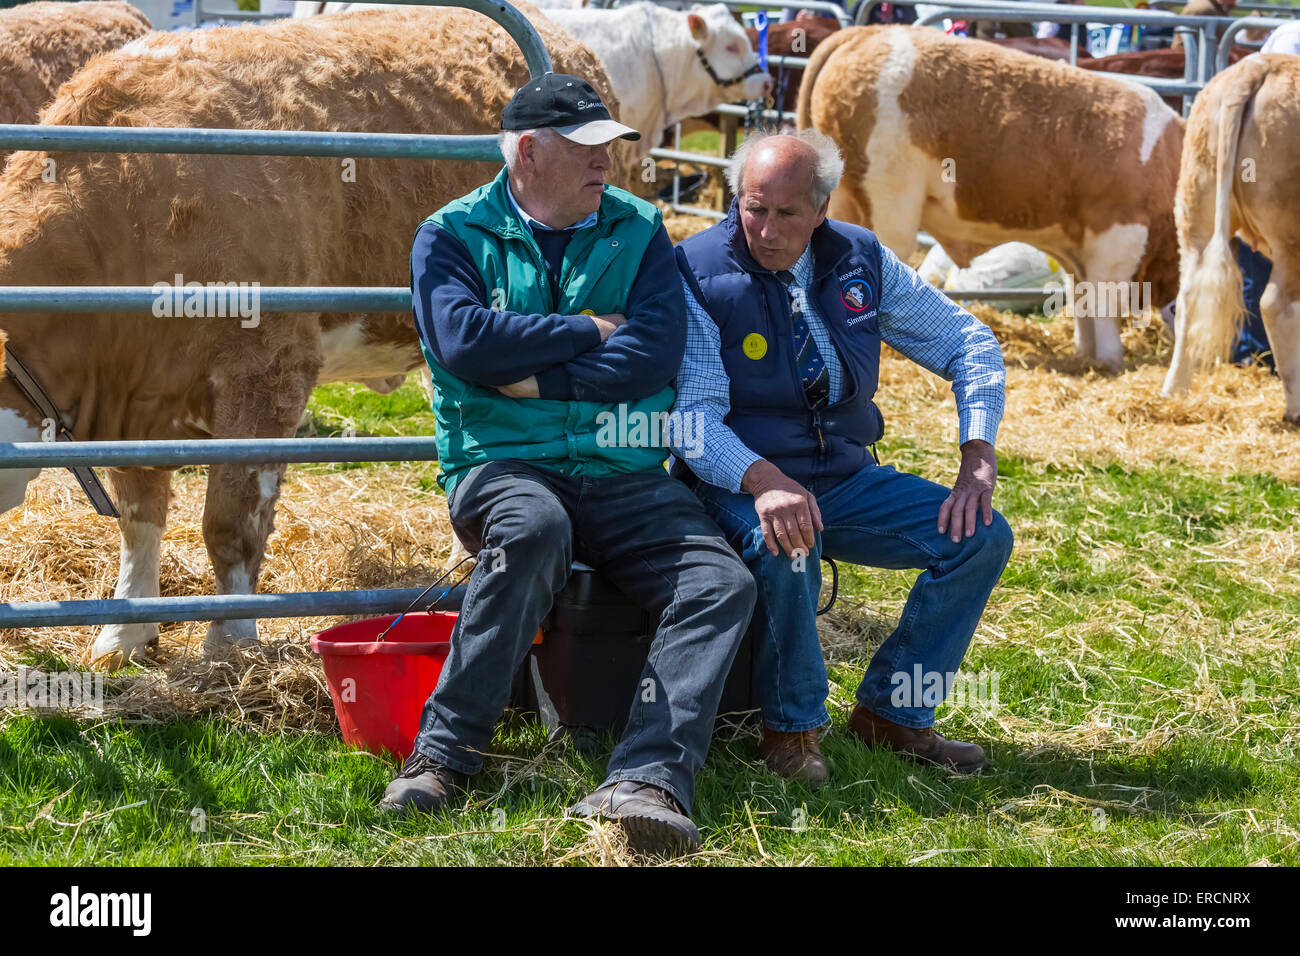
[1161,54,1300,424]
[798,25,1184,370]
[0,0,152,162]
[0,4,637,667]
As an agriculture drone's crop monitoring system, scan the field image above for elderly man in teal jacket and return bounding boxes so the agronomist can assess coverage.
[382,74,755,857]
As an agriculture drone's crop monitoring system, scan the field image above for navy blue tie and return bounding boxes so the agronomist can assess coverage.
[778,269,830,409]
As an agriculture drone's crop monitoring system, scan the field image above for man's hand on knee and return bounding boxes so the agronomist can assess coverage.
[939,439,998,543]
[742,459,823,558]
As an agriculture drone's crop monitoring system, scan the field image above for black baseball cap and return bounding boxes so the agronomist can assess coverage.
[500,72,641,146]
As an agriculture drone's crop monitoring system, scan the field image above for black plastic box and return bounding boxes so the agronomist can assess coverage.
[523,561,757,739]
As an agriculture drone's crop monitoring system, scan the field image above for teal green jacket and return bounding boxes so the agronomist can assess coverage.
[410,168,686,500]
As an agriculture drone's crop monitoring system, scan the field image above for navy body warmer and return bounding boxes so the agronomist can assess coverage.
[675,200,887,488]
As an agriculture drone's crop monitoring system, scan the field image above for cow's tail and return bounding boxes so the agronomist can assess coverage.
[1183,59,1270,368]
[795,25,859,130]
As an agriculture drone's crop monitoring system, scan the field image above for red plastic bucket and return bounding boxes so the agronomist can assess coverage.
[309,612,455,761]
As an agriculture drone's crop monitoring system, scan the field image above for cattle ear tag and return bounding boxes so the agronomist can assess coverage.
[743,332,767,360]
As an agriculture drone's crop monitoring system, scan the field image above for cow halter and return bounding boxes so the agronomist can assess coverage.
[695,47,766,88]
[1,345,119,517]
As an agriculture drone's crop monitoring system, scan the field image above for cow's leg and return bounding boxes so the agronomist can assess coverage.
[1258,262,1300,424]
[1162,246,1203,396]
[1073,312,1097,363]
[1082,226,1150,371]
[202,459,287,656]
[1091,311,1124,372]
[867,186,923,263]
[201,354,315,657]
[89,468,172,668]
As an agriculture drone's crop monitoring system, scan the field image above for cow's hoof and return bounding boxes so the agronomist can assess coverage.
[1095,353,1125,374]
[89,623,158,671]
[203,619,259,659]
[1284,413,1300,428]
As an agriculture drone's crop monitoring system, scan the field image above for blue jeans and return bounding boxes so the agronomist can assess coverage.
[694,461,1013,731]
[413,460,756,812]
[1234,240,1275,371]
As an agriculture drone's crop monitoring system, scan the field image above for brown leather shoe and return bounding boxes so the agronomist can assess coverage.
[759,727,830,790]
[846,705,987,773]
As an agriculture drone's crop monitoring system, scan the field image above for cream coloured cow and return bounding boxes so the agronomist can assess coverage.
[1161,54,1300,424]
[0,4,638,667]
[798,25,1183,370]
[539,3,771,157]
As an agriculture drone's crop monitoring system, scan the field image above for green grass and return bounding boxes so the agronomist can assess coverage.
[2,376,1297,864]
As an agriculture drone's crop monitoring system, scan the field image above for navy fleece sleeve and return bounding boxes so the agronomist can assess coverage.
[533,225,686,403]
[411,221,603,387]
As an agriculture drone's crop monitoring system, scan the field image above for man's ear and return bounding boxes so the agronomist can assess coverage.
[813,196,830,229]
[517,132,536,169]
[687,13,709,43]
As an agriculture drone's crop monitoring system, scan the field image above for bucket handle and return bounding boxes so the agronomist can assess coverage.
[374,552,478,642]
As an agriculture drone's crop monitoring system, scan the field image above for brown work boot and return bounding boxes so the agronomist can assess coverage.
[571,781,700,856]
[377,750,470,815]
[759,727,830,790]
[846,705,987,773]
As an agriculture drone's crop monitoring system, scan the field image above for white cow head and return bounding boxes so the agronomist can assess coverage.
[687,4,772,103]
[0,333,42,516]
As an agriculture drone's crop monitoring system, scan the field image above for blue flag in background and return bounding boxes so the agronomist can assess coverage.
[754,11,769,70]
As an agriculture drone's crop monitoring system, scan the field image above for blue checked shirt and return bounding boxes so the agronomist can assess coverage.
[673,241,1006,492]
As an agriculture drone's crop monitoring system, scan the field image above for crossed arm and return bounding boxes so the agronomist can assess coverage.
[411,222,685,404]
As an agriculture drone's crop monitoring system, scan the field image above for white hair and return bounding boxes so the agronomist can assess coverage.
[499,126,559,169]
[726,130,845,209]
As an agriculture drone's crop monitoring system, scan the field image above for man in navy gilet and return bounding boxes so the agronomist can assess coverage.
[671,131,1014,787]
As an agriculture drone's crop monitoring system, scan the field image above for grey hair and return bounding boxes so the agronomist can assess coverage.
[725,129,845,209]
[498,126,559,169]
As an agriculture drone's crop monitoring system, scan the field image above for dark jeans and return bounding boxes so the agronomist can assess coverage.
[413,460,757,812]
[1235,240,1275,371]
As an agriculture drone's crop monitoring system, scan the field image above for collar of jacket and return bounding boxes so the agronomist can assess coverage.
[465,167,638,242]
[720,196,855,282]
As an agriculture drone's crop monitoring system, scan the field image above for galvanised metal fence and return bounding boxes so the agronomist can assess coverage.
[5,0,1275,629]
[0,0,543,632]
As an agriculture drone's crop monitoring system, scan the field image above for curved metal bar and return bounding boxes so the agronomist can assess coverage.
[1217,16,1293,71]
[338,0,553,76]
